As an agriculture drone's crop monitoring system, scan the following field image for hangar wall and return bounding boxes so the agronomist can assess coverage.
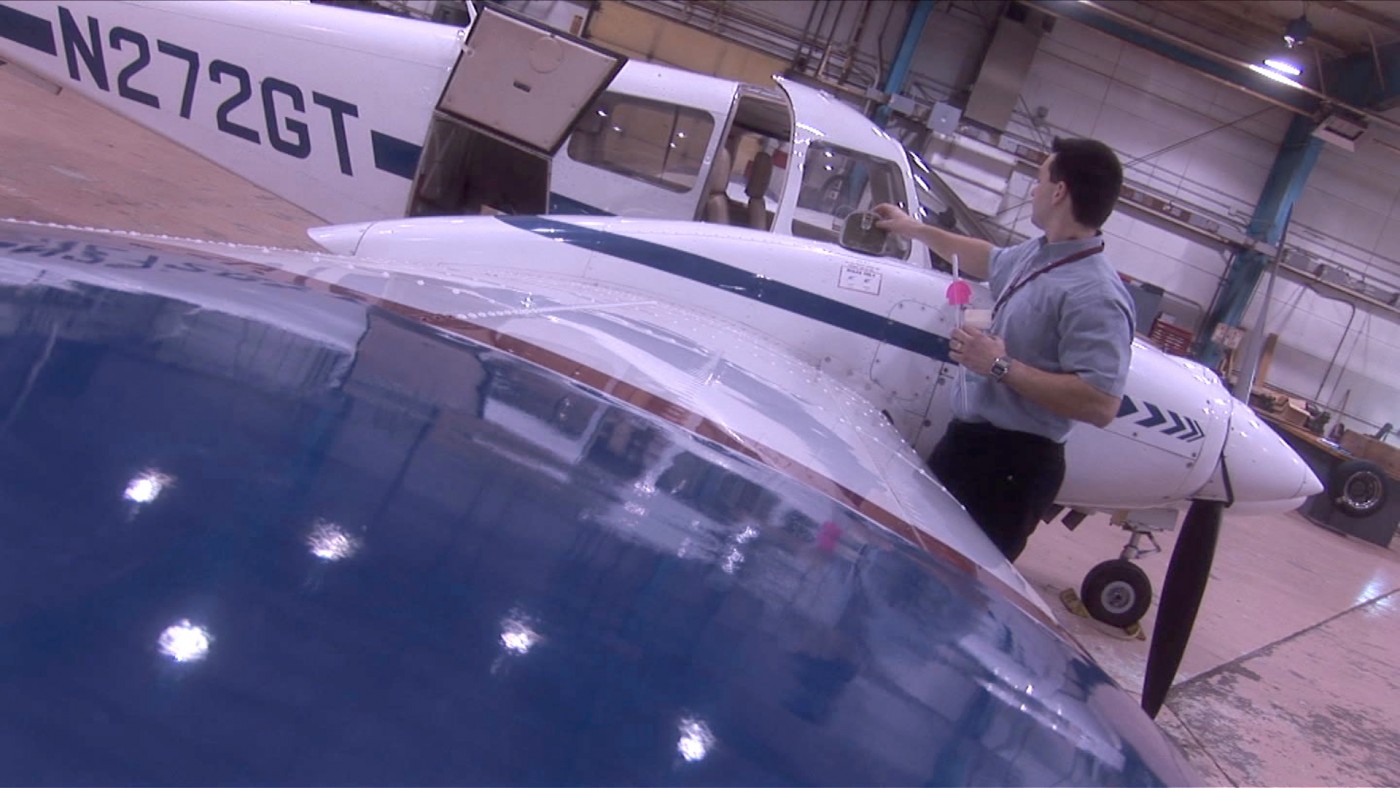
[612,0,1398,436]
[1258,125,1400,429]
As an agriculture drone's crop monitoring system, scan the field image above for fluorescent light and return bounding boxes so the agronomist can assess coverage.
[1263,58,1302,77]
[1249,63,1304,89]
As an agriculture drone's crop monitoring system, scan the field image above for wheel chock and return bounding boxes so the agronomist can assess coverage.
[1060,588,1089,618]
[1062,588,1149,640]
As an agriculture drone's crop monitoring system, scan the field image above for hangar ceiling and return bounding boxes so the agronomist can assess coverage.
[1135,0,1400,59]
[1030,0,1400,125]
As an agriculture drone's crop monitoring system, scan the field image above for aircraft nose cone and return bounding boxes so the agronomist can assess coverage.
[1224,398,1323,508]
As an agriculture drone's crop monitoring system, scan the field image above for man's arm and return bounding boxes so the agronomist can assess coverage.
[950,327,1122,427]
[999,361,1121,427]
[872,203,994,279]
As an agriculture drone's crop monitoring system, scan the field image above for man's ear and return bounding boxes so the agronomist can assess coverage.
[1052,180,1070,205]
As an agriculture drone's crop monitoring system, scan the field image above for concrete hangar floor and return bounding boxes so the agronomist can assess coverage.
[2,74,1398,787]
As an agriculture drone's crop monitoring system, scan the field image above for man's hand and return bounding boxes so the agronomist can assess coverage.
[873,203,918,237]
[872,203,993,279]
[949,326,1003,376]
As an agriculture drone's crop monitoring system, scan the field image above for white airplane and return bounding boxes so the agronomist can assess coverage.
[0,0,1323,727]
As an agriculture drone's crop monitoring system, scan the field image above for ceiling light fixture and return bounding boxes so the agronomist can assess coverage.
[1249,62,1304,89]
[1263,57,1302,77]
[1283,13,1311,49]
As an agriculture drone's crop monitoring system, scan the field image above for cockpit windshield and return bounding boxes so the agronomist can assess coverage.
[906,150,1005,274]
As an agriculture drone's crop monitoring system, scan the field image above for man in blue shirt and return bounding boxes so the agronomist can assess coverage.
[874,137,1134,561]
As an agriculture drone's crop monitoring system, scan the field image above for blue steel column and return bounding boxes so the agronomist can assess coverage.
[1194,116,1322,368]
[1195,44,1400,367]
[873,0,934,129]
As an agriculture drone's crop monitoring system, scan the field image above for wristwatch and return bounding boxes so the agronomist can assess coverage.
[989,356,1012,382]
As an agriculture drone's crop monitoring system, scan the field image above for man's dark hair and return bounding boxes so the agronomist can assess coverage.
[1049,137,1123,228]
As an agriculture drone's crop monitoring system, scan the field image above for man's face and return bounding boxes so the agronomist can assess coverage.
[1030,155,1059,229]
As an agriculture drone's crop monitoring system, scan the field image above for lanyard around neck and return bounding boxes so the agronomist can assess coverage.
[992,243,1104,317]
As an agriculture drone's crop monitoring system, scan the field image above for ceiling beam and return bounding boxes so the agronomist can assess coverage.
[1144,0,1350,58]
[1028,0,1400,135]
[1319,0,1400,45]
[1028,0,1321,115]
[1327,38,1400,108]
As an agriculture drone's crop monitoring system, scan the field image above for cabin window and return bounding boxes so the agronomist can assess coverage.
[793,144,909,259]
[568,93,715,193]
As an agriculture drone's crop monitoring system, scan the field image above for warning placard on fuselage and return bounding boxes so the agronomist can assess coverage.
[839,263,882,295]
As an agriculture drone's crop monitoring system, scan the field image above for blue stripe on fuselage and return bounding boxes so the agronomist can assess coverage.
[370,131,421,179]
[0,5,57,54]
[497,216,953,364]
[548,193,613,216]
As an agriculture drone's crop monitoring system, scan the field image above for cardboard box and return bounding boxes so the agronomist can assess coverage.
[1279,398,1310,427]
[1339,431,1400,479]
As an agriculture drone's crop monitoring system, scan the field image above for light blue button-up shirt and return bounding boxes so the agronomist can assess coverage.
[953,234,1135,443]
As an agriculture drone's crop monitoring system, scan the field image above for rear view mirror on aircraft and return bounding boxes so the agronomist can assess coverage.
[840,211,890,256]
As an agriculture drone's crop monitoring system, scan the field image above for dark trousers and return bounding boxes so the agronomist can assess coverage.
[928,420,1066,562]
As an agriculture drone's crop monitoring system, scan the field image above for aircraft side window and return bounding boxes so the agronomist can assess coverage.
[793,144,909,260]
[567,93,715,193]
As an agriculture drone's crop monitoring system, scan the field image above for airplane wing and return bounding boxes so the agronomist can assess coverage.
[0,219,1199,784]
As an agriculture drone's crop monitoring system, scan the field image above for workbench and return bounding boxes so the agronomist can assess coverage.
[1256,410,1398,548]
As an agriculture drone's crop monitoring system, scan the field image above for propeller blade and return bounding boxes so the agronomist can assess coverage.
[1141,499,1223,717]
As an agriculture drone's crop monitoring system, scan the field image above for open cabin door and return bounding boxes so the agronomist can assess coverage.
[408,8,623,217]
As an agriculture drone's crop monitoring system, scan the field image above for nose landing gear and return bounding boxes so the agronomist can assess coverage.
[1081,558,1152,628]
[1070,509,1175,628]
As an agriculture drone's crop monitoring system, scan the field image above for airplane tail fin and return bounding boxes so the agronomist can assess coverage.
[0,1,464,222]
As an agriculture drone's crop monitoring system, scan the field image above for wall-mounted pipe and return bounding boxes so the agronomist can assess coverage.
[1314,300,1359,404]
[840,1,876,83]
[873,1,897,87]
[817,2,849,82]
[802,0,834,68]
[1368,27,1388,96]
[798,2,821,64]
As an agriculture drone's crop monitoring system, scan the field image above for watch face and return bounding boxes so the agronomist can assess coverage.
[991,357,1010,380]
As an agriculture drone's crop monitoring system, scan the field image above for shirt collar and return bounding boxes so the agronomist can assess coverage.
[1036,231,1104,257]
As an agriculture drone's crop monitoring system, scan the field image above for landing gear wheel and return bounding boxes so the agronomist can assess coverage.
[1330,460,1388,517]
[1081,559,1153,628]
